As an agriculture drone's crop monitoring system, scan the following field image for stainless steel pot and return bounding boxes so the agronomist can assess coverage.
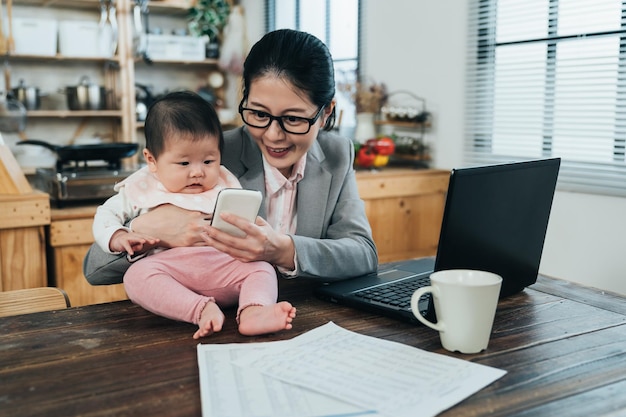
[12,79,41,110]
[65,76,107,110]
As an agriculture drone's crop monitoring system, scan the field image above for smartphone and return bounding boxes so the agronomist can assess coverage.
[210,188,263,237]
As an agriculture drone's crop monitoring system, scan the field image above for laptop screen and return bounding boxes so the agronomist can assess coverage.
[434,158,561,297]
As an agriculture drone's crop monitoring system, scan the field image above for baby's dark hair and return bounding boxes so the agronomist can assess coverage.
[144,90,224,158]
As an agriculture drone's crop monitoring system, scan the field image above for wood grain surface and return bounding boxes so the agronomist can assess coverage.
[1,275,625,417]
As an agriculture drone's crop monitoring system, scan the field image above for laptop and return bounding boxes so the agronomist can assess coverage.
[315,158,561,324]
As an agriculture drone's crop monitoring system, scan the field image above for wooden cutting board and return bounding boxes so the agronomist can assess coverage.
[0,143,32,194]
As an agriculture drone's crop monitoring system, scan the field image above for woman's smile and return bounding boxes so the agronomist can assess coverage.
[266,144,293,158]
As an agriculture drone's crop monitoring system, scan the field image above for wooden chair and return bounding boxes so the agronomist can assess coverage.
[0,287,71,318]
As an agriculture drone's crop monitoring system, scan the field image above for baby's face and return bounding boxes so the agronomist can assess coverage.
[144,133,221,194]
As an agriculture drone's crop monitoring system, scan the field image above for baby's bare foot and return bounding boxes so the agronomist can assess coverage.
[193,301,225,339]
[238,301,297,336]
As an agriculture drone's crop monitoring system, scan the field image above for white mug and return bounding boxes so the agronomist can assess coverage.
[410,269,502,354]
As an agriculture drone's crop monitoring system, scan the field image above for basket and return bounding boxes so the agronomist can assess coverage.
[393,135,429,156]
[380,90,429,123]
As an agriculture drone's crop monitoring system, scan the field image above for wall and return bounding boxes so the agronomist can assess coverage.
[239,0,626,295]
[359,0,626,295]
[12,1,623,295]
[221,0,264,108]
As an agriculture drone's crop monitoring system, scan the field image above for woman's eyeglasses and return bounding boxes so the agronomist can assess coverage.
[238,102,324,135]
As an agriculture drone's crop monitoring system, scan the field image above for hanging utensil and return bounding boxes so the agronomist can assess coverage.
[5,0,13,53]
[133,0,145,55]
[219,5,247,75]
[98,0,109,46]
[4,60,11,96]
[108,0,118,56]
[133,0,151,64]
[98,0,107,30]
[99,0,118,57]
[0,0,6,56]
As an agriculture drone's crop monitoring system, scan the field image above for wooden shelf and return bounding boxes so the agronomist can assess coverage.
[134,58,218,66]
[374,120,432,129]
[15,0,192,13]
[26,110,124,118]
[14,0,101,10]
[5,53,120,63]
[149,0,194,14]
[135,117,239,130]
[391,153,431,161]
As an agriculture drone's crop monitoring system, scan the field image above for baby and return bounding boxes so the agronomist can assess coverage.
[92,91,296,338]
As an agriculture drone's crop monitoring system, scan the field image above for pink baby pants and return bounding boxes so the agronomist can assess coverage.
[123,246,277,324]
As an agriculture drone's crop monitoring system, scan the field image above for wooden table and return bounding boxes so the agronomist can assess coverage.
[1,275,625,417]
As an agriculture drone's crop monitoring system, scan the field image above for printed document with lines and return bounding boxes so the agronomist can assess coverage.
[197,339,378,417]
[197,322,505,417]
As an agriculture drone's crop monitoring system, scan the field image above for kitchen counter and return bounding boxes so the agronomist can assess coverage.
[356,168,449,262]
[45,167,450,305]
[51,205,97,220]
[48,204,127,307]
[0,192,50,291]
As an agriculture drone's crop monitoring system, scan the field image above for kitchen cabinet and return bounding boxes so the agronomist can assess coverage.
[0,192,50,290]
[45,168,449,306]
[48,206,127,307]
[356,168,448,263]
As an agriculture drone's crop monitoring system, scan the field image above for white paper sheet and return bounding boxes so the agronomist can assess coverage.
[197,322,505,417]
[233,322,506,417]
[197,340,380,417]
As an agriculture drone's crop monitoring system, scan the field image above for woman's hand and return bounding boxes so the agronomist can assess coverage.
[130,204,211,248]
[202,213,296,269]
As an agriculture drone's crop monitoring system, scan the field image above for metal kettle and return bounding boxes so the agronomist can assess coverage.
[135,83,154,121]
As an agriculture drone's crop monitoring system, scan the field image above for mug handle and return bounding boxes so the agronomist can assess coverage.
[410,286,445,331]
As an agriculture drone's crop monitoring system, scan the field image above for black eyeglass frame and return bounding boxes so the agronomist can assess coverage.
[238,101,325,135]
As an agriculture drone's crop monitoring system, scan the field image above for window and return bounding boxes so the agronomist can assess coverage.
[266,0,360,134]
[466,0,626,196]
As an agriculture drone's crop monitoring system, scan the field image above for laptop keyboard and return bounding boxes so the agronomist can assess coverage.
[353,275,431,310]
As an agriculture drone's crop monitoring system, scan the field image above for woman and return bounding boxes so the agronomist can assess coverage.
[83,28,378,285]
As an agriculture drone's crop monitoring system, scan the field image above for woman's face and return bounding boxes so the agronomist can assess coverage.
[244,75,334,177]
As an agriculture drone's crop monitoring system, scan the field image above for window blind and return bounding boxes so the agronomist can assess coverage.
[466,0,626,196]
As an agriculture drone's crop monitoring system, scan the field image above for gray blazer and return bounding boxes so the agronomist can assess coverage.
[83,127,378,285]
[222,127,378,279]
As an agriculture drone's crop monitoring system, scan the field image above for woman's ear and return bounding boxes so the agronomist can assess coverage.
[325,98,337,121]
[322,98,337,127]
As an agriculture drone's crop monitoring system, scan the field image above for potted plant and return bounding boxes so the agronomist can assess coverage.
[187,0,231,57]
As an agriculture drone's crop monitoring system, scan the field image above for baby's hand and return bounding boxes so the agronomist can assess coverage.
[109,229,159,255]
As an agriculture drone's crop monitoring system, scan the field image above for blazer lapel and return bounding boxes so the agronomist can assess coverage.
[237,134,268,218]
[235,131,331,234]
[296,141,331,238]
